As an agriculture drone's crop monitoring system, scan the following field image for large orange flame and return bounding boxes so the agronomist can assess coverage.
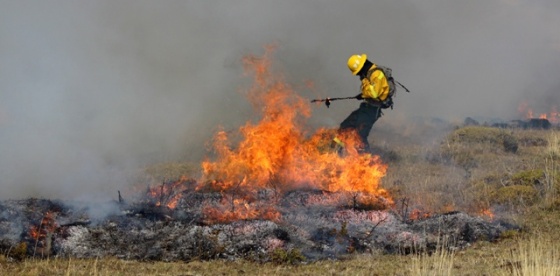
[199,46,389,223]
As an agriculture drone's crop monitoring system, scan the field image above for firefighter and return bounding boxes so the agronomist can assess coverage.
[336,54,391,153]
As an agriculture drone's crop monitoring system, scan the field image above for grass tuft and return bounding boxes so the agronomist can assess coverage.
[500,234,560,276]
[270,248,306,265]
[409,246,455,276]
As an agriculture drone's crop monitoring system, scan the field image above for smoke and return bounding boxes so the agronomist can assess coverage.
[1,1,559,200]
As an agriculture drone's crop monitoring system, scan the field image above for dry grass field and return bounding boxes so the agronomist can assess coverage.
[2,125,559,275]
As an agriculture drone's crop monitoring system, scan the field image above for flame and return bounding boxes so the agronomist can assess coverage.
[199,47,389,224]
[479,208,494,220]
[202,198,280,224]
[518,101,559,124]
[165,193,181,209]
[145,176,193,209]
[29,211,57,240]
[409,209,431,221]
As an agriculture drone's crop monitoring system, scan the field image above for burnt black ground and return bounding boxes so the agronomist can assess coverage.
[0,195,517,262]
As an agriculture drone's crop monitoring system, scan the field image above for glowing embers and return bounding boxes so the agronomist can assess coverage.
[28,211,58,257]
[202,197,281,225]
[479,208,495,220]
[144,176,196,209]
[29,211,57,240]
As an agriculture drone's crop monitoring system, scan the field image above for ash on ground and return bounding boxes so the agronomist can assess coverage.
[0,191,517,262]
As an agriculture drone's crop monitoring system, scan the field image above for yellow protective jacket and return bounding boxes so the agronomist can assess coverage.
[360,64,390,102]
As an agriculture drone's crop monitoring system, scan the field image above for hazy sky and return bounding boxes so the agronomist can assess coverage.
[1,1,559,199]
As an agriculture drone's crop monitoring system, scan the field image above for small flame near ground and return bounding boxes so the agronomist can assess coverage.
[518,101,559,124]
[197,46,390,223]
[145,176,194,209]
[27,211,58,257]
[202,198,281,225]
[479,208,495,220]
[29,211,57,241]
[409,209,432,221]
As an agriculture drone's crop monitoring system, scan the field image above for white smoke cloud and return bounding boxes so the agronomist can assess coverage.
[1,0,559,200]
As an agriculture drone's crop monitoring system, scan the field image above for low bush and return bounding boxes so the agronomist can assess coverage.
[448,126,504,145]
[502,133,519,153]
[511,169,544,186]
[270,248,305,264]
[491,185,538,206]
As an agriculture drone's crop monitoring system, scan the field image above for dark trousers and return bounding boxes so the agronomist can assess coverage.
[339,102,382,152]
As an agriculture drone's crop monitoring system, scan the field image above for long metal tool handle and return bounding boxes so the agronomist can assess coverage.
[310,96,357,108]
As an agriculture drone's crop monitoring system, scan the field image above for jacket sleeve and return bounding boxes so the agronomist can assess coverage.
[360,69,390,101]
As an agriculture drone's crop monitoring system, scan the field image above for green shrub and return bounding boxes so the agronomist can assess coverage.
[491,185,538,205]
[271,248,305,264]
[445,127,520,154]
[511,169,544,186]
[466,174,505,205]
[448,126,503,144]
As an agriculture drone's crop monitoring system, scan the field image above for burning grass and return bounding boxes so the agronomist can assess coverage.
[202,48,387,193]
[2,127,560,275]
[91,49,393,228]
[197,47,390,223]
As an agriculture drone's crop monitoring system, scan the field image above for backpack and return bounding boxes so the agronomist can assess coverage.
[368,65,409,109]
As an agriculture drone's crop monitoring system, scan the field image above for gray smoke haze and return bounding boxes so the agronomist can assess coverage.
[1,1,559,200]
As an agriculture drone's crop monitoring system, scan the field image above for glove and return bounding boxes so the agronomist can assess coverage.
[355,93,364,100]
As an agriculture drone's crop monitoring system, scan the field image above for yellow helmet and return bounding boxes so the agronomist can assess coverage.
[347,54,367,75]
